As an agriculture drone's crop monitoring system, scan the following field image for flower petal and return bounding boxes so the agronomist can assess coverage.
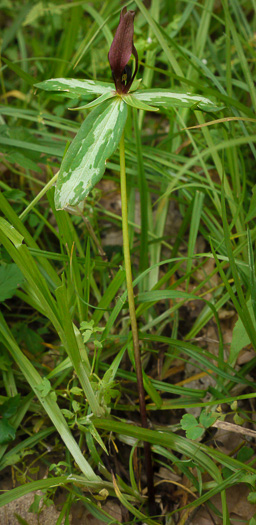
[108,7,138,93]
[108,7,135,76]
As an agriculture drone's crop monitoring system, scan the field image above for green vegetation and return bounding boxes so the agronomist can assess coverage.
[1,0,256,523]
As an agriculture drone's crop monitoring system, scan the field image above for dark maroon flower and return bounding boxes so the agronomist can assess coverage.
[108,6,138,94]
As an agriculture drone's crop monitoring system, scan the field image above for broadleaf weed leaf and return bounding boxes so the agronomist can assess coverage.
[186,427,205,440]
[180,413,198,430]
[199,410,218,429]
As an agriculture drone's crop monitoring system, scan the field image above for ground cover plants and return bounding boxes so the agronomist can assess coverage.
[0,0,256,523]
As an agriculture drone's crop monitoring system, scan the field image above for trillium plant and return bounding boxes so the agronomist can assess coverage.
[35,6,216,212]
[35,5,217,514]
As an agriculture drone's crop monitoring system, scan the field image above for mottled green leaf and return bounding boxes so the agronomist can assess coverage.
[35,77,115,97]
[55,98,127,210]
[133,88,218,111]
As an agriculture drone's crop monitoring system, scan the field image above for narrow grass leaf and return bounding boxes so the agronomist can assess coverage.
[229,298,254,366]
[0,313,99,481]
[96,419,224,483]
[222,0,256,113]
[55,282,103,417]
[1,3,31,51]
[0,217,23,247]
[2,57,37,86]
[112,474,158,525]
[134,0,183,77]
[92,268,126,325]
[0,475,107,508]
[186,191,204,291]
[219,189,256,350]
[133,108,149,276]
[247,228,256,319]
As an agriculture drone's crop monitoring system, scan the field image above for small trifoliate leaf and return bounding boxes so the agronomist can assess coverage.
[35,378,51,397]
[233,413,245,425]
[72,400,80,413]
[199,410,218,429]
[186,427,204,440]
[70,387,83,395]
[180,413,198,430]
[49,391,57,403]
[61,409,74,420]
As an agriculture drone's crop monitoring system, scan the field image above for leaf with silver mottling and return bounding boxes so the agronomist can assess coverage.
[134,89,219,111]
[55,98,127,210]
[35,78,115,97]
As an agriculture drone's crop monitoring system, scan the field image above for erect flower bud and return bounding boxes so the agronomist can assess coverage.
[108,6,138,94]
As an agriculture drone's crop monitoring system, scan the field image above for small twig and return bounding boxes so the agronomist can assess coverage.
[212,420,256,438]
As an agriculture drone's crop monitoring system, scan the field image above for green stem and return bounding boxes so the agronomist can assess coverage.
[119,131,155,513]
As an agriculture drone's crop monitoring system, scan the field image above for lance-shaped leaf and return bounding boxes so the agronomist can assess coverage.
[123,94,159,112]
[68,91,115,111]
[133,89,219,112]
[35,78,115,97]
[55,98,127,210]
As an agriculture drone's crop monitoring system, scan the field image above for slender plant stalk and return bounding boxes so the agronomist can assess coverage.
[119,131,155,513]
